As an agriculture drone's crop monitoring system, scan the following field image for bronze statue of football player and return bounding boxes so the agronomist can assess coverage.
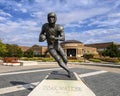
[39,12,72,78]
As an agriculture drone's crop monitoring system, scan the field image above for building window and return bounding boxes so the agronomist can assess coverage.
[98,48,104,51]
[67,49,76,57]
[34,51,40,55]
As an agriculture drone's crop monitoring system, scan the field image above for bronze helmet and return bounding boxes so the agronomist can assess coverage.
[47,12,57,23]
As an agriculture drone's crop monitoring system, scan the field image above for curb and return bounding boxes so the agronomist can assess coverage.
[79,63,120,68]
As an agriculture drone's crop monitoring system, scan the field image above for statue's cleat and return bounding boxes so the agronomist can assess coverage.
[68,71,72,78]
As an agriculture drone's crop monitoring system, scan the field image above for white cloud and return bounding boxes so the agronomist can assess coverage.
[108,12,120,18]
[68,0,96,7]
[64,23,81,28]
[97,20,120,27]
[17,3,22,7]
[85,38,103,44]
[113,0,120,9]
[57,7,110,24]
[0,10,12,17]
[0,18,40,33]
[65,28,120,44]
[87,11,120,28]
[15,3,28,13]
[0,17,41,46]
[0,16,7,21]
[21,8,27,13]
[11,0,111,24]
[0,0,120,46]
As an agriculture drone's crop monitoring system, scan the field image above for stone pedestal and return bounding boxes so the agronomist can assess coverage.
[27,71,96,96]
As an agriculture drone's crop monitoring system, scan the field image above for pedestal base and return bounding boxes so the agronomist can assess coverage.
[27,71,96,96]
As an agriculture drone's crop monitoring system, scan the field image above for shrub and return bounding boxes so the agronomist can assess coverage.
[20,57,40,61]
[68,59,83,62]
[24,50,34,58]
[83,53,94,59]
[89,58,102,63]
[0,57,2,60]
[102,43,120,57]
[41,57,55,62]
[99,57,120,63]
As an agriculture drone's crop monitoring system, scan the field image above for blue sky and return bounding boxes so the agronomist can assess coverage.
[0,0,120,46]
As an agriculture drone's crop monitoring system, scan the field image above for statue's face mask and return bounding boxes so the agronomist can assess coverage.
[48,16,56,24]
[47,12,57,24]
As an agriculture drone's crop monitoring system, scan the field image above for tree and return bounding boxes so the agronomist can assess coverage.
[102,43,120,57]
[16,48,23,58]
[24,49,34,58]
[0,40,7,57]
[5,44,23,57]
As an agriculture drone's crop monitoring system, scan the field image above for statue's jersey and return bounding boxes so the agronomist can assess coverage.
[40,23,64,45]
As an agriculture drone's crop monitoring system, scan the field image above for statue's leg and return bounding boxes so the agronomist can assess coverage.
[57,45,68,64]
[49,48,71,77]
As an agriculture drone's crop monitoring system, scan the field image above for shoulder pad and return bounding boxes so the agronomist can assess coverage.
[57,25,64,31]
[42,23,48,28]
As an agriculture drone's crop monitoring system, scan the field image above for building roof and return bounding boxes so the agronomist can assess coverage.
[85,42,119,48]
[19,46,30,52]
[61,40,83,44]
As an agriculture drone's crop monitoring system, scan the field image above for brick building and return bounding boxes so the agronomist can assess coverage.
[19,40,98,58]
[19,41,120,59]
[19,45,47,56]
[85,42,120,52]
[61,40,98,59]
[29,45,47,56]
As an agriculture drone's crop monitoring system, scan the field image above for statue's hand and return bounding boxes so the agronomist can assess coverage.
[50,35,55,40]
[39,34,46,42]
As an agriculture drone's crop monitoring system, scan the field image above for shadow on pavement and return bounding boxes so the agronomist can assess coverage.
[10,81,36,91]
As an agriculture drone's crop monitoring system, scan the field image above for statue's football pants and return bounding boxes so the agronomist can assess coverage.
[48,46,70,74]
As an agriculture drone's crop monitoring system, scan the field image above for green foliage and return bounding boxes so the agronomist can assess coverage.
[89,58,102,63]
[83,53,94,59]
[41,57,55,62]
[20,57,40,61]
[68,59,83,62]
[102,43,120,57]
[24,49,34,58]
[17,48,24,57]
[5,44,23,57]
[0,40,7,57]
[0,57,2,60]
[99,57,120,63]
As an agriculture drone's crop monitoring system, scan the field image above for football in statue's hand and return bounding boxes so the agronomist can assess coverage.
[50,35,55,40]
[40,35,46,41]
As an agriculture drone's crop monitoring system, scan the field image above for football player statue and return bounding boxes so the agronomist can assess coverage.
[39,12,72,78]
